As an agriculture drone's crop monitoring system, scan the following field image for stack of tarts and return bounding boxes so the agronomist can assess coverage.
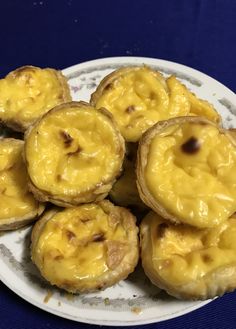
[1,64,236,301]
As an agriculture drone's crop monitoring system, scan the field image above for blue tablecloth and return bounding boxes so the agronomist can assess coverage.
[0,1,236,328]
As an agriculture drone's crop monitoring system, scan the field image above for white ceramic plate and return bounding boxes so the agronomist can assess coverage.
[1,57,236,326]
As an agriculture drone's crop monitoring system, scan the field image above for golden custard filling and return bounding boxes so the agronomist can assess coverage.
[0,66,69,125]
[145,122,236,227]
[0,139,40,220]
[25,104,123,198]
[94,67,219,142]
[33,204,130,287]
[142,212,236,286]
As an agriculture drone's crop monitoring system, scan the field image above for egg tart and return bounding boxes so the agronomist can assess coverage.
[31,200,139,293]
[25,102,125,207]
[140,211,236,300]
[166,75,220,124]
[137,116,236,228]
[0,66,71,132]
[109,143,147,210]
[0,138,44,230]
[91,66,220,142]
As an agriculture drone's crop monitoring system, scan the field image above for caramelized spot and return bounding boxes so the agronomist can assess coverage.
[92,232,105,242]
[80,218,92,223]
[157,222,168,239]
[57,93,64,101]
[0,187,7,195]
[54,255,64,261]
[78,257,86,265]
[181,137,201,154]
[66,230,76,241]
[56,174,62,181]
[104,83,113,91]
[202,253,213,263]
[149,91,156,100]
[67,145,82,156]
[60,130,73,147]
[96,283,105,290]
[125,105,136,114]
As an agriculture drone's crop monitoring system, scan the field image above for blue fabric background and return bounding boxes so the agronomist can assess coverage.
[0,0,236,328]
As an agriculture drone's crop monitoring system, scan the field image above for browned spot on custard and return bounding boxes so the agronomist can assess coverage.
[60,130,73,147]
[181,137,201,154]
[125,105,136,114]
[202,253,213,263]
[1,187,7,195]
[57,93,64,101]
[56,174,62,181]
[66,230,76,241]
[149,91,156,100]
[104,83,113,91]
[157,222,168,239]
[92,232,105,242]
[67,145,82,156]
[80,218,92,223]
[54,255,64,261]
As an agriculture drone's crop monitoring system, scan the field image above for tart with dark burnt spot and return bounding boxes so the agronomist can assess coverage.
[24,101,125,207]
[0,138,44,230]
[0,65,71,132]
[140,211,236,300]
[90,66,220,142]
[137,116,236,228]
[31,200,139,293]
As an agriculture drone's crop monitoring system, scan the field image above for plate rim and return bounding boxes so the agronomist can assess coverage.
[1,56,235,326]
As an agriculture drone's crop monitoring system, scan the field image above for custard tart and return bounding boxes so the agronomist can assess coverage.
[166,75,220,124]
[137,116,236,228]
[0,66,71,132]
[25,102,125,207]
[140,211,236,300]
[0,138,44,230]
[31,200,139,293]
[109,143,147,210]
[91,66,220,142]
